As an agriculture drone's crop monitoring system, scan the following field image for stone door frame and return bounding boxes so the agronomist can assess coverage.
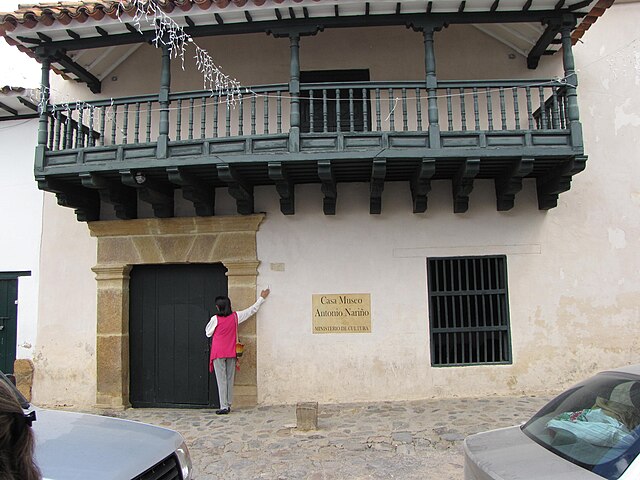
[88,215,264,409]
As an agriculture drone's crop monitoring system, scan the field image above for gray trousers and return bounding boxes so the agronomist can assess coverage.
[213,357,236,410]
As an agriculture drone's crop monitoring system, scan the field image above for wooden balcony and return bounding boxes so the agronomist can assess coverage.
[35,79,586,220]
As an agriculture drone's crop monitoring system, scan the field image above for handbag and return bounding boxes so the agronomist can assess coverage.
[235,313,244,358]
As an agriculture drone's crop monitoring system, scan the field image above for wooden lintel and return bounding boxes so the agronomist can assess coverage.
[411,158,436,213]
[536,155,586,210]
[167,167,214,217]
[216,164,254,215]
[370,159,387,215]
[318,160,337,215]
[120,170,174,218]
[80,172,137,220]
[268,162,295,215]
[495,158,534,211]
[527,20,562,69]
[452,159,480,213]
[37,177,100,222]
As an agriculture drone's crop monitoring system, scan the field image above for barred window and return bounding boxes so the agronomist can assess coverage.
[427,255,512,366]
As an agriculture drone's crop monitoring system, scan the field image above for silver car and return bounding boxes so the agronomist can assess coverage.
[3,371,193,480]
[464,364,640,480]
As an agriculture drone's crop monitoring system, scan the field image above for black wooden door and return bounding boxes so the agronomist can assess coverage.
[130,263,227,408]
[0,279,18,374]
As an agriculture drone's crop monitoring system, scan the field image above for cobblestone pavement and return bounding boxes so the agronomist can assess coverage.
[105,395,553,480]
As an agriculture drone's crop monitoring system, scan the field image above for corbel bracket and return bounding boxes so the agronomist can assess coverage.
[452,158,480,213]
[37,177,100,222]
[536,155,586,210]
[217,164,254,215]
[80,172,137,220]
[370,159,387,215]
[120,169,174,218]
[495,158,534,211]
[318,160,337,215]
[167,167,214,216]
[411,158,436,213]
[268,162,295,215]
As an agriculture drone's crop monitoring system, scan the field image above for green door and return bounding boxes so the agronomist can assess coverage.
[0,279,18,374]
[129,263,228,408]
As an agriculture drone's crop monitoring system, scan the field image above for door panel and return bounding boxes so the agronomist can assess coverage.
[0,279,18,374]
[130,264,227,408]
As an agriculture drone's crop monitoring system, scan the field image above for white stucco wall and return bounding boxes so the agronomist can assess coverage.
[31,9,640,406]
[0,117,42,361]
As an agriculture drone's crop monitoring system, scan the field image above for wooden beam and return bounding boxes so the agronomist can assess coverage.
[318,160,337,215]
[275,8,282,20]
[491,0,500,11]
[333,5,338,17]
[37,32,52,43]
[216,164,254,215]
[0,101,18,116]
[554,0,566,9]
[495,158,534,211]
[80,172,137,219]
[245,11,253,22]
[120,170,174,218]
[427,2,433,13]
[290,7,297,19]
[167,167,214,216]
[411,158,436,213]
[184,16,196,27]
[458,1,466,13]
[303,7,309,19]
[37,177,100,222]
[522,0,533,11]
[396,3,402,15]
[214,13,224,24]
[66,29,81,41]
[52,51,102,93]
[527,20,562,69]
[95,26,109,37]
[17,97,38,112]
[370,159,386,214]
[452,159,480,213]
[536,155,586,210]
[365,3,370,15]
[268,161,295,215]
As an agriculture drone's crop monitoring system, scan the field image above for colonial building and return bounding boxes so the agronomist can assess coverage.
[0,0,637,409]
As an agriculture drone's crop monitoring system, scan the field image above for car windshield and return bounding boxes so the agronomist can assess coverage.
[522,372,640,480]
[0,370,30,410]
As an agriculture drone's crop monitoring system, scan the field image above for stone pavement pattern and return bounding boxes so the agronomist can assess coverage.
[109,395,553,480]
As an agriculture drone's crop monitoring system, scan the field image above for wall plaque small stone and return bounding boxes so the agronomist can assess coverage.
[312,293,371,334]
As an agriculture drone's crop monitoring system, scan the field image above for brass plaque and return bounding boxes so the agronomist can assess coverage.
[312,293,371,334]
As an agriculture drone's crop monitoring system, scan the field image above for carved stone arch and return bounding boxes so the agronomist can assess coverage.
[88,215,264,409]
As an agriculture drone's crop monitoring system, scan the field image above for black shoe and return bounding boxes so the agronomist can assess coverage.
[215,408,230,415]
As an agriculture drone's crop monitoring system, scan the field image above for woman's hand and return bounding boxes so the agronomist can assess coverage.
[260,288,270,299]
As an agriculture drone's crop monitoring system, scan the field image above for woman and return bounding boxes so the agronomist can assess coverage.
[0,380,41,480]
[205,288,270,414]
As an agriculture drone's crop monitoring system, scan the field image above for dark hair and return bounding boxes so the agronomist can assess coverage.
[215,296,233,317]
[0,381,41,480]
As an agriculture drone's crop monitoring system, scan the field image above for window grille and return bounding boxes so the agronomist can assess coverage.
[427,255,512,366]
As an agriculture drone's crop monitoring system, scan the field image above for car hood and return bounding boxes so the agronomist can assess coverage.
[33,408,183,480]
[464,425,603,480]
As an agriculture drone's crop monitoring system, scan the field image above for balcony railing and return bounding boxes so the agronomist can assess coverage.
[44,79,570,153]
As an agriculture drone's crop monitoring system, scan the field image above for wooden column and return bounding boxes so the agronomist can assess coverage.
[423,28,441,148]
[35,50,51,174]
[157,43,171,158]
[560,16,582,148]
[289,33,301,152]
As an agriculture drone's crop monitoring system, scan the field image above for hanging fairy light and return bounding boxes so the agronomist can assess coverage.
[118,0,242,104]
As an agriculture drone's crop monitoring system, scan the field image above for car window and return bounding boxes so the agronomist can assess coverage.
[522,372,640,480]
[0,370,30,409]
